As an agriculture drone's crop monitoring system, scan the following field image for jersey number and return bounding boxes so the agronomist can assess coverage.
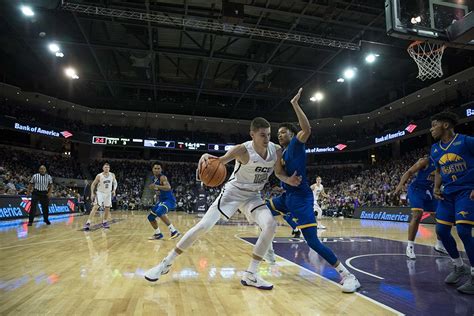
[254,174,268,184]
[105,184,109,189]
[451,175,457,182]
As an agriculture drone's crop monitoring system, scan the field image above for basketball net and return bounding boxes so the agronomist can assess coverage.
[407,41,446,81]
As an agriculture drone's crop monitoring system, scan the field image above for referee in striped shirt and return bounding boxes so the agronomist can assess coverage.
[27,165,53,226]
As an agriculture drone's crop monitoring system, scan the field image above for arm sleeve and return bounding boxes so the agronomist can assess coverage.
[48,175,53,184]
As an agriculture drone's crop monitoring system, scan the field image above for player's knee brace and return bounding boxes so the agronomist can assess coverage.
[456,224,473,243]
[147,213,157,222]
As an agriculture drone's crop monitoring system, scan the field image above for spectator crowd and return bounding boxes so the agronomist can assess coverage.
[0,143,441,218]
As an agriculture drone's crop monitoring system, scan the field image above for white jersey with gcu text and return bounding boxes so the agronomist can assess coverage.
[227,141,277,192]
[210,141,277,222]
[97,173,114,193]
[312,184,323,202]
[95,172,116,208]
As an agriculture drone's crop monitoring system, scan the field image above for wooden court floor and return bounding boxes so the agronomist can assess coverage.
[0,212,464,316]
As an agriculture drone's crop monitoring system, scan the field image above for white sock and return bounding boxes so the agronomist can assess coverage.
[335,262,351,277]
[407,241,414,247]
[453,257,464,267]
[165,249,179,263]
[154,227,161,235]
[168,224,176,232]
[86,219,91,224]
[247,259,260,274]
[435,240,444,248]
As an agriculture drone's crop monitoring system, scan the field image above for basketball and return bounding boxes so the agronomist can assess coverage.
[199,158,226,187]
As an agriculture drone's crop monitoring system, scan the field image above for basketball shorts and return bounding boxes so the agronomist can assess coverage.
[151,200,176,217]
[211,182,270,223]
[407,185,437,213]
[436,189,474,226]
[95,191,112,208]
[267,192,317,229]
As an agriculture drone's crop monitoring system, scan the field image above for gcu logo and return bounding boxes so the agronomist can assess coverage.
[255,167,271,172]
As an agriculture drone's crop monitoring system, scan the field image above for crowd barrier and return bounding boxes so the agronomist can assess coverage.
[0,195,78,220]
[353,206,436,224]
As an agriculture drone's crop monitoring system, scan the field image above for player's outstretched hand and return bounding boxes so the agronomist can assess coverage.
[290,88,303,105]
[287,171,302,187]
[433,188,444,200]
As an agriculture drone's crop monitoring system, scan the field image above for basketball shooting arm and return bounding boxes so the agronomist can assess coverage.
[393,158,429,195]
[198,144,247,173]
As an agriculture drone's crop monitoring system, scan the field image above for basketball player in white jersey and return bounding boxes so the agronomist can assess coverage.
[84,163,117,230]
[310,176,328,229]
[145,117,302,289]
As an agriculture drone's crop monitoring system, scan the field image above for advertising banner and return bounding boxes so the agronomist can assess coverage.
[0,196,78,220]
[353,206,436,224]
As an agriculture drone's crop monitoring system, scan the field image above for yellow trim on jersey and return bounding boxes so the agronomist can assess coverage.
[275,209,286,216]
[150,210,157,216]
[411,208,424,212]
[455,220,474,226]
[297,223,318,229]
[436,219,454,226]
[269,199,277,211]
[439,133,459,151]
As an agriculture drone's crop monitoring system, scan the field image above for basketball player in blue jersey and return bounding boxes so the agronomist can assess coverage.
[147,162,180,240]
[394,156,448,259]
[266,88,360,293]
[430,112,474,294]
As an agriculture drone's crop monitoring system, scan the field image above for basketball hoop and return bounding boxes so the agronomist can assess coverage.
[407,41,446,81]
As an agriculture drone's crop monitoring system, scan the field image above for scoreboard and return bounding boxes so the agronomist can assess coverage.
[92,136,232,152]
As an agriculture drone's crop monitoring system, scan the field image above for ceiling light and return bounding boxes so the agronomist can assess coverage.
[64,67,79,79]
[310,92,324,102]
[411,16,421,24]
[343,68,356,80]
[21,6,34,16]
[48,43,60,53]
[365,54,377,63]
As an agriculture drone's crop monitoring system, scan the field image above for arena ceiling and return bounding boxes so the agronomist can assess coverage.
[0,0,472,122]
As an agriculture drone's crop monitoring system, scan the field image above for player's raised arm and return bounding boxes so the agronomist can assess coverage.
[393,158,429,195]
[290,88,311,143]
[274,146,302,187]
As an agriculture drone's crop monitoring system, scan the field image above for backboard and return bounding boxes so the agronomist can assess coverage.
[386,0,474,48]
